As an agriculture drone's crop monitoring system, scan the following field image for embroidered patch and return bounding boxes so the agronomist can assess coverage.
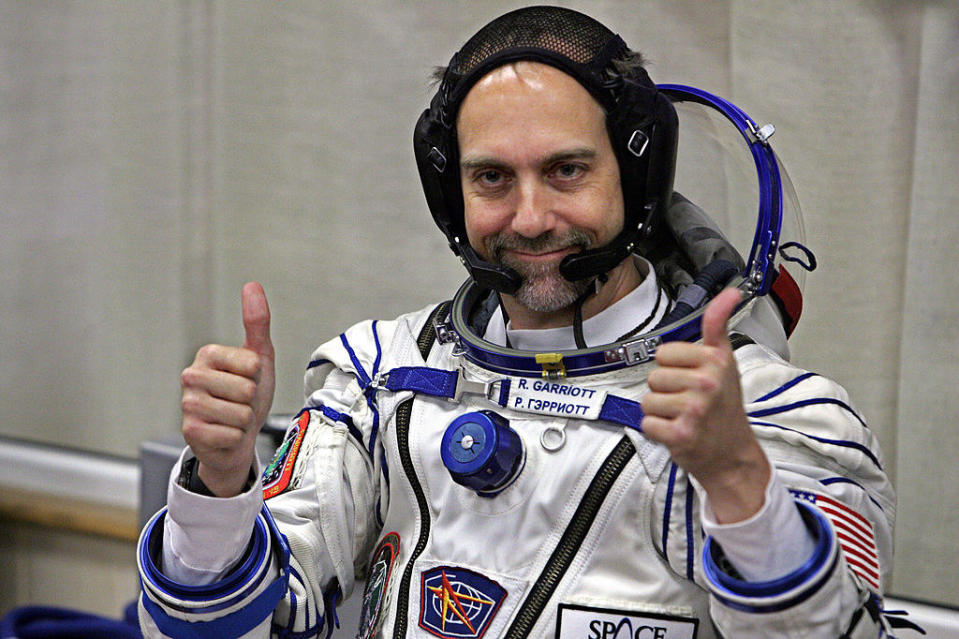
[262,411,309,499]
[556,603,699,639]
[357,532,400,639]
[419,566,507,639]
[507,377,607,419]
[790,489,881,591]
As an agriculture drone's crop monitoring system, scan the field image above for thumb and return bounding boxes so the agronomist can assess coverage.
[701,287,743,349]
[241,281,273,357]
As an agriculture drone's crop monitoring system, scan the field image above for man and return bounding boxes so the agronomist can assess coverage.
[138,7,897,638]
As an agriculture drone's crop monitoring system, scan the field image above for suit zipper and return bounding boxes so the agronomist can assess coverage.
[391,301,448,638]
[503,436,637,638]
[390,398,428,639]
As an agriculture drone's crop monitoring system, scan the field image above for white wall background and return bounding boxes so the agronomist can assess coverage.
[2,0,957,608]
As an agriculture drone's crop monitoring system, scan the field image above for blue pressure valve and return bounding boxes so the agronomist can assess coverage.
[441,410,525,496]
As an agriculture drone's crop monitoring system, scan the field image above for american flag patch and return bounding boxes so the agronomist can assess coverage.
[790,489,881,592]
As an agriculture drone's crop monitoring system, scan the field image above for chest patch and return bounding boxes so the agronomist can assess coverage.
[418,566,507,639]
[262,411,309,499]
[556,604,698,639]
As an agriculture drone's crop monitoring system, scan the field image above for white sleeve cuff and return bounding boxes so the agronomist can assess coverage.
[702,468,817,582]
[161,447,264,585]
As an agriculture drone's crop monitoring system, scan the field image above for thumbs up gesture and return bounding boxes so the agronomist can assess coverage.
[641,288,770,523]
[180,283,276,497]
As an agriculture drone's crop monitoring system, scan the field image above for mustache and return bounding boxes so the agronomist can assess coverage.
[486,230,592,261]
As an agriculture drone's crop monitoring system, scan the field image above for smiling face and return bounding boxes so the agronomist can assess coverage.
[457,62,626,317]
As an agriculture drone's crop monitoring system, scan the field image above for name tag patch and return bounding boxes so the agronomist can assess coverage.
[556,604,698,639]
[507,379,607,419]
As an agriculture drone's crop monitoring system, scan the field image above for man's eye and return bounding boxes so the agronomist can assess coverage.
[477,170,504,186]
[553,163,583,179]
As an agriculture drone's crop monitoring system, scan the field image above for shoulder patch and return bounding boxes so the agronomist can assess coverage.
[419,566,507,639]
[262,411,310,499]
[790,488,881,591]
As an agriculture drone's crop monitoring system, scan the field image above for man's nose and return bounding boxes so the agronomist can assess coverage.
[510,181,556,238]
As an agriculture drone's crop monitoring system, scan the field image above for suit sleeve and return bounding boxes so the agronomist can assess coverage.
[650,342,897,638]
[702,344,896,638]
[137,317,398,638]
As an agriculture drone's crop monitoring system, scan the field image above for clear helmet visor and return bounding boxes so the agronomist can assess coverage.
[446,85,814,377]
[667,89,810,296]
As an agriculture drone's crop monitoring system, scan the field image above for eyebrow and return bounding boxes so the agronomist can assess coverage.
[460,156,509,172]
[542,147,597,165]
[460,147,597,171]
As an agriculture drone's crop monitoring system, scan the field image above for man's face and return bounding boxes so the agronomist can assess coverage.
[457,62,625,313]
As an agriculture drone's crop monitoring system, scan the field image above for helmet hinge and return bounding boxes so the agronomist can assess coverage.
[747,120,776,145]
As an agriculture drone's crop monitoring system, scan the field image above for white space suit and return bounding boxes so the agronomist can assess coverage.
[137,268,896,638]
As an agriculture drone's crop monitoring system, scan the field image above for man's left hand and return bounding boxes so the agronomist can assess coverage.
[641,287,770,523]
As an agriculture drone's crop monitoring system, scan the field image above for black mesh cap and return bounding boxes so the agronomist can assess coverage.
[442,6,631,115]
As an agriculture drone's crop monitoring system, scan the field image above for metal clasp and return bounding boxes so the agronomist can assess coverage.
[747,120,776,145]
[433,312,455,345]
[453,373,500,403]
[535,353,566,380]
[433,312,466,356]
[604,336,661,366]
[370,371,390,390]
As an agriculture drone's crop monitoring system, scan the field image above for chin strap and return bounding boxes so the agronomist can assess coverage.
[571,275,608,349]
[572,298,587,349]
[498,293,514,349]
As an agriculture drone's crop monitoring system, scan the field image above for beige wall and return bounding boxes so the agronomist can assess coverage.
[0,521,138,617]
[2,0,958,610]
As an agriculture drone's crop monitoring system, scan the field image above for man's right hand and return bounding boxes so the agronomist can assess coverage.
[180,282,276,497]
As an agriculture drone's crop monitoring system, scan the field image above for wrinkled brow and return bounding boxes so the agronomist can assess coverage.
[460,147,596,171]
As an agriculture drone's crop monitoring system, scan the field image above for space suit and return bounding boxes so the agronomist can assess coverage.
[137,6,905,638]
[138,277,895,638]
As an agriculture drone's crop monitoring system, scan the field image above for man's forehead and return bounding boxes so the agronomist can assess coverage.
[456,62,609,164]
[457,60,605,132]
[469,60,591,96]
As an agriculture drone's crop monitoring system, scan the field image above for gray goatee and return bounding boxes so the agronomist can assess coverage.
[486,230,592,313]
